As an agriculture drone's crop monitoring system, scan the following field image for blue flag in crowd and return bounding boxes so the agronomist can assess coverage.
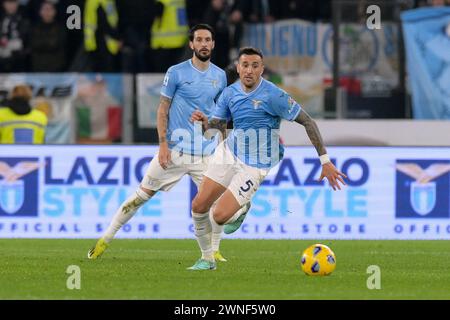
[401,7,450,119]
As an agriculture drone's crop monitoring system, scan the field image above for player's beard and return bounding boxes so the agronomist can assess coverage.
[243,76,256,89]
[194,48,211,62]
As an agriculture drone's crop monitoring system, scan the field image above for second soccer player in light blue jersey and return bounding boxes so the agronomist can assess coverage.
[161,48,226,157]
[189,47,347,270]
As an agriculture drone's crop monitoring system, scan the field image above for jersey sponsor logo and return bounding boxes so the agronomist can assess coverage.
[252,99,263,110]
[0,158,40,217]
[395,160,450,218]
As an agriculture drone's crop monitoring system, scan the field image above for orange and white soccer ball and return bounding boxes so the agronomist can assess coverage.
[301,244,336,276]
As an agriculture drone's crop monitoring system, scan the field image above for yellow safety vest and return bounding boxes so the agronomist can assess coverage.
[84,0,120,55]
[151,0,188,49]
[0,108,47,144]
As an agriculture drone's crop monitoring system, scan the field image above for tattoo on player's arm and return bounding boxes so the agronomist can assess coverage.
[157,96,171,144]
[295,110,327,156]
[206,118,227,140]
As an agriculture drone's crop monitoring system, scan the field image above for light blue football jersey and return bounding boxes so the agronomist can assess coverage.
[212,78,302,168]
[161,59,227,156]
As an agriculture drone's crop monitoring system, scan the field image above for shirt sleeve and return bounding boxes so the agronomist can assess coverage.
[211,88,231,120]
[214,71,228,102]
[221,71,227,92]
[268,87,302,121]
[160,67,178,99]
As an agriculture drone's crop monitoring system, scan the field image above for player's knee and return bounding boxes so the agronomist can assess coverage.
[212,207,228,225]
[191,197,210,214]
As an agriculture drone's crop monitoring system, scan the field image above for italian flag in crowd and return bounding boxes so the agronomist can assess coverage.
[75,75,123,142]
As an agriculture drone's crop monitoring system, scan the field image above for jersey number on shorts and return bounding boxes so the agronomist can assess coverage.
[240,180,254,192]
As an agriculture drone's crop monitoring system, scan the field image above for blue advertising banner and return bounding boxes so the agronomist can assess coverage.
[0,145,449,239]
[401,7,450,119]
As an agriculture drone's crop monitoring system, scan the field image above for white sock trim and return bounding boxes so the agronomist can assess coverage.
[224,206,244,224]
[136,188,152,201]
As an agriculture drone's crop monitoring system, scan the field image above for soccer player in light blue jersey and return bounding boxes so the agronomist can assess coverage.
[88,24,242,263]
[189,47,347,270]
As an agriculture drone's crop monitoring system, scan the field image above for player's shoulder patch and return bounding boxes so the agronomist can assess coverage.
[163,73,170,86]
[163,61,189,86]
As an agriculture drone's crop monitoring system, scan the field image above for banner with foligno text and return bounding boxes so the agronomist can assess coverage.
[0,145,449,239]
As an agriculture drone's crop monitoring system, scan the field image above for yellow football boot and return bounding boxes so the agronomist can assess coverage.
[87,238,109,259]
[214,251,227,262]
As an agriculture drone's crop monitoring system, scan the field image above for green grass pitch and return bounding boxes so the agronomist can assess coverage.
[1,239,449,300]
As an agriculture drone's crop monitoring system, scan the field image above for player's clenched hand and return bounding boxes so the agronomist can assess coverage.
[190,110,208,130]
[319,162,347,191]
[158,143,171,170]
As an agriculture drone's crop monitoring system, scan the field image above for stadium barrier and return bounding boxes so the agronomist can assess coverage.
[0,145,449,239]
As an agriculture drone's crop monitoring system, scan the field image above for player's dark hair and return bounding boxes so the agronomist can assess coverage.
[238,47,264,60]
[189,24,215,41]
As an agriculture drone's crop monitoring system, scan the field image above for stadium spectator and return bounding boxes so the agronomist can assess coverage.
[0,84,47,144]
[59,0,84,71]
[228,0,245,60]
[186,0,207,27]
[203,0,231,68]
[277,0,320,21]
[29,1,66,72]
[0,0,30,72]
[118,0,156,72]
[240,0,279,23]
[83,0,122,72]
[24,0,63,23]
[150,0,189,72]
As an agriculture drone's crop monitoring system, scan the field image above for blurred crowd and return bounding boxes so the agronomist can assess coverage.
[0,0,448,74]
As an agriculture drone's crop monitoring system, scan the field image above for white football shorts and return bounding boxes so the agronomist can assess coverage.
[204,141,269,206]
[141,148,209,191]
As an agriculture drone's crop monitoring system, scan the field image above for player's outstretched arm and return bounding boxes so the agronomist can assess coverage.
[295,109,347,191]
[157,96,172,169]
